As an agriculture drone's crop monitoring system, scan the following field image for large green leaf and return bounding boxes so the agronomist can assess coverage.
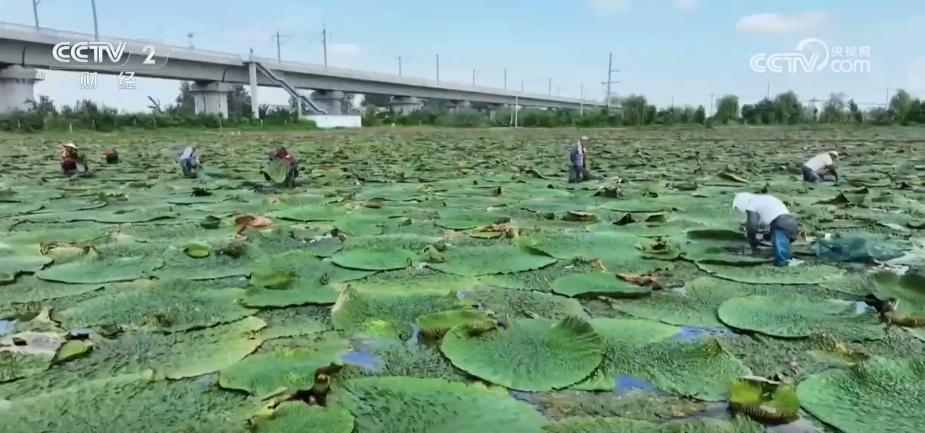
[614,277,769,328]
[698,263,844,285]
[718,294,884,341]
[331,248,416,271]
[798,357,925,433]
[328,376,547,433]
[523,232,665,273]
[57,280,253,332]
[576,319,748,401]
[0,371,255,433]
[160,316,265,379]
[441,317,603,391]
[551,272,651,298]
[431,244,557,276]
[36,256,162,284]
[331,287,459,338]
[252,403,354,433]
[436,209,507,230]
[270,204,346,222]
[218,340,349,396]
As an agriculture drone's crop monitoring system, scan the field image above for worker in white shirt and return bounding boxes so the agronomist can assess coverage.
[802,151,839,183]
[733,193,799,266]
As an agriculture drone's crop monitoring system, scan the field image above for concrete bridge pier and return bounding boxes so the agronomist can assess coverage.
[190,81,232,117]
[447,100,472,113]
[0,65,44,114]
[390,96,423,115]
[312,90,345,115]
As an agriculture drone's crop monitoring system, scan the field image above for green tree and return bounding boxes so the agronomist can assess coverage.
[175,82,195,115]
[227,85,251,117]
[362,93,392,107]
[620,95,649,126]
[820,93,847,123]
[890,89,915,125]
[693,105,706,124]
[714,95,739,124]
[773,91,802,124]
[848,99,863,123]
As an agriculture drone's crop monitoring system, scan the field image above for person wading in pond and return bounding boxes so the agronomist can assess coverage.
[60,142,90,176]
[178,145,200,178]
[262,146,299,188]
[733,192,799,267]
[802,151,839,183]
[568,136,590,183]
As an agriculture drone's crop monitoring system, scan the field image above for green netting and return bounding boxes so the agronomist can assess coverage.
[798,357,925,433]
[718,294,884,341]
[328,376,547,433]
[441,317,603,391]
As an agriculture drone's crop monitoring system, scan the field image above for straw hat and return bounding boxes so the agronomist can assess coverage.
[63,142,78,151]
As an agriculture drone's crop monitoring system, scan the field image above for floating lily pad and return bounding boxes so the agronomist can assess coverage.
[551,272,651,298]
[437,209,508,230]
[329,376,546,433]
[698,263,844,285]
[182,242,211,258]
[36,256,162,284]
[252,403,355,433]
[441,317,603,391]
[219,340,349,396]
[798,357,925,433]
[331,247,416,271]
[57,281,253,332]
[431,245,557,276]
[718,294,884,341]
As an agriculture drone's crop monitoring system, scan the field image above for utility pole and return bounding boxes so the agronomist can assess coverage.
[472,69,476,86]
[604,52,621,110]
[766,81,771,99]
[580,83,585,117]
[709,93,715,117]
[187,32,194,49]
[32,0,41,30]
[886,88,891,107]
[397,56,403,78]
[435,54,440,82]
[272,31,289,63]
[321,23,329,68]
[503,68,508,90]
[548,77,552,95]
[520,80,524,92]
[90,0,99,41]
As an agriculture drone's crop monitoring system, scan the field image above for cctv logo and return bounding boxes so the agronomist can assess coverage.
[53,41,129,65]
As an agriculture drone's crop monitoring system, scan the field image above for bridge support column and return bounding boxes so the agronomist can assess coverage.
[447,100,471,113]
[312,90,345,115]
[190,82,231,118]
[389,96,423,115]
[0,66,44,114]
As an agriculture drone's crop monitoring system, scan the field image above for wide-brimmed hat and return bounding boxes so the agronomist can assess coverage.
[63,142,78,150]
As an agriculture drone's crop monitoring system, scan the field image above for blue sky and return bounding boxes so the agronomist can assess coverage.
[1,0,923,112]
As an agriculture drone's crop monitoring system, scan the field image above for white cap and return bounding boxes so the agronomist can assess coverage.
[580,136,589,141]
[63,142,78,150]
[732,192,758,213]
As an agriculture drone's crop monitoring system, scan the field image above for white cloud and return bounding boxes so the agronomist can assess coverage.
[736,12,829,34]
[585,0,630,16]
[674,0,697,11]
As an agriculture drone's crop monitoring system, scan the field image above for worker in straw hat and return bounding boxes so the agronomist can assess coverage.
[568,136,591,183]
[60,142,90,176]
[732,192,799,266]
[802,151,839,183]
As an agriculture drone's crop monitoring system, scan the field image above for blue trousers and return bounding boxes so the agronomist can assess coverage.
[771,229,792,266]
